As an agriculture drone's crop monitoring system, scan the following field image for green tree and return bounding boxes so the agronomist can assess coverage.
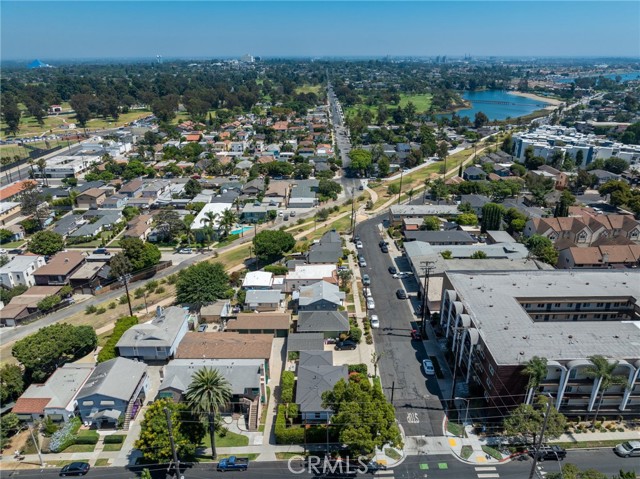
[526,174,555,207]
[37,294,62,312]
[348,149,372,175]
[2,95,22,135]
[602,157,628,174]
[584,355,628,426]
[156,208,186,242]
[470,250,487,259]
[176,262,230,307]
[474,111,489,129]
[322,377,401,455]
[0,284,28,305]
[294,163,313,179]
[120,237,161,271]
[218,209,237,238]
[430,178,449,203]
[12,323,97,383]
[0,364,24,403]
[554,190,575,218]
[422,216,441,231]
[0,229,13,244]
[503,395,566,445]
[184,178,203,198]
[185,368,232,459]
[377,156,390,177]
[317,179,342,201]
[0,413,20,450]
[457,213,478,226]
[253,230,296,262]
[135,398,205,463]
[522,356,548,405]
[27,231,65,256]
[599,180,631,207]
[525,234,559,265]
[97,316,138,363]
[481,203,505,231]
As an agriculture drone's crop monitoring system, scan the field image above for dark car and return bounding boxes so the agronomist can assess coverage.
[410,329,422,341]
[335,340,357,351]
[60,461,90,476]
[8,248,24,255]
[93,247,109,255]
[353,235,361,243]
[381,245,389,253]
[378,240,389,247]
[388,266,398,275]
[396,289,407,299]
[530,445,567,461]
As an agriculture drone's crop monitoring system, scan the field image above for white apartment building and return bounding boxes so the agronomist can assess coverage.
[0,255,46,288]
[35,154,101,178]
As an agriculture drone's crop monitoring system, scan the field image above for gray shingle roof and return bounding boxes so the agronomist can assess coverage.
[298,281,344,307]
[297,311,349,333]
[77,358,146,401]
[287,333,325,352]
[117,306,188,349]
[296,352,348,413]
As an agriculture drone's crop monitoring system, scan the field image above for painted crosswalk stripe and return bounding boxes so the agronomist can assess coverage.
[475,466,497,471]
[477,474,500,478]
[377,471,394,476]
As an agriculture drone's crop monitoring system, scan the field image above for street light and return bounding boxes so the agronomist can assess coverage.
[454,397,470,426]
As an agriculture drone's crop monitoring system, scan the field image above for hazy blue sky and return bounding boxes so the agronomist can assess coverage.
[2,1,639,60]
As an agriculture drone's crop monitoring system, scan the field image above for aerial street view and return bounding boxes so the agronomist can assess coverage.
[1,1,640,478]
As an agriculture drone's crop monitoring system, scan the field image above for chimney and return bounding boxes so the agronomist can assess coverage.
[601,253,609,265]
[64,258,69,263]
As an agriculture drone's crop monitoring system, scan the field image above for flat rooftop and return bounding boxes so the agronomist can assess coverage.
[446,270,640,365]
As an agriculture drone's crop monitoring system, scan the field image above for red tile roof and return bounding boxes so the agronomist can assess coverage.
[0,180,37,201]
[12,397,51,414]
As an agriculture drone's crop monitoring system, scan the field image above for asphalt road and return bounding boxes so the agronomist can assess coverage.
[7,450,637,479]
[355,214,444,438]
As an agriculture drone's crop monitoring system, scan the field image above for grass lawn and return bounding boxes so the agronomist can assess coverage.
[384,448,401,460]
[60,444,96,453]
[275,452,305,460]
[202,429,249,448]
[211,244,252,269]
[295,84,322,95]
[47,459,91,467]
[447,421,466,438]
[102,443,123,452]
[94,459,111,467]
[0,240,27,248]
[399,93,433,113]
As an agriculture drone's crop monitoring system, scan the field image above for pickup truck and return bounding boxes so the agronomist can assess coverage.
[216,456,249,472]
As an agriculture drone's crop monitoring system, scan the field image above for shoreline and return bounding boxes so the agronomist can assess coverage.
[509,90,564,107]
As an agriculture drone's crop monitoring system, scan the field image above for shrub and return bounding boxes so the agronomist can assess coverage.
[349,326,362,343]
[348,364,368,375]
[286,403,299,420]
[166,274,178,285]
[280,371,295,404]
[97,316,138,363]
[119,295,128,305]
[264,265,289,275]
[103,434,126,444]
[96,307,107,315]
[74,431,99,445]
[108,302,117,310]
[134,288,145,299]
[49,418,81,453]
[145,280,159,292]
[274,405,304,444]
[85,305,97,314]
[366,334,373,345]
[155,286,165,294]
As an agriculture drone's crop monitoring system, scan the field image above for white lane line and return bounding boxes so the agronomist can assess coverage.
[477,474,500,478]
[475,466,497,471]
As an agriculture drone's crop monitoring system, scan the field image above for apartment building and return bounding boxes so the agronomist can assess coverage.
[439,270,640,417]
[0,255,46,288]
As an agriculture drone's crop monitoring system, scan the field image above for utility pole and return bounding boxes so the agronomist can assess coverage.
[390,381,395,404]
[165,407,181,479]
[120,273,133,317]
[28,424,44,467]
[397,168,404,204]
[528,395,553,479]
[350,187,356,240]
[420,261,435,337]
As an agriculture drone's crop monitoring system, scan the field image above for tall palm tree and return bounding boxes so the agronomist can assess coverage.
[220,209,236,238]
[185,368,232,459]
[584,355,628,426]
[521,356,548,405]
[203,211,219,240]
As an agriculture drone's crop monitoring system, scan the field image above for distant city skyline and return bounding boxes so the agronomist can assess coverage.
[2,1,639,61]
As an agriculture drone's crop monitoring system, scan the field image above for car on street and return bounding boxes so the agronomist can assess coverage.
[178,247,193,254]
[364,287,373,298]
[283,214,289,221]
[353,235,361,243]
[0,249,7,255]
[379,240,389,247]
[7,248,24,255]
[369,315,380,328]
[530,445,567,461]
[381,245,389,253]
[396,289,407,299]
[290,211,296,217]
[388,266,398,275]
[362,274,371,286]
[59,461,90,476]
[335,340,357,351]
[356,241,363,249]
[411,329,422,341]
[422,359,435,376]
[358,256,367,267]
[614,440,640,457]
[366,298,375,309]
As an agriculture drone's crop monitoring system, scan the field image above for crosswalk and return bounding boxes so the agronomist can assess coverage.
[475,465,499,478]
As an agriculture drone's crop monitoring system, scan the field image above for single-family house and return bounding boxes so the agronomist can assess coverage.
[76,188,107,209]
[287,333,325,354]
[242,179,265,196]
[200,300,232,324]
[460,194,491,216]
[297,281,345,311]
[0,255,46,289]
[68,261,109,294]
[296,351,348,422]
[296,310,349,338]
[244,290,284,312]
[12,364,94,423]
[242,271,274,290]
[33,251,85,286]
[403,230,476,245]
[116,306,191,362]
[225,313,290,337]
[306,230,342,264]
[119,179,144,198]
[102,193,128,209]
[285,264,337,293]
[124,214,154,240]
[463,166,488,181]
[76,358,149,430]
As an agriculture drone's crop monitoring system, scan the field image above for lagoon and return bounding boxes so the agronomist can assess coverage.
[437,90,552,122]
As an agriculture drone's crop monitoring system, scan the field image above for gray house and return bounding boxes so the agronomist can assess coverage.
[296,351,348,422]
[297,310,349,338]
[116,306,191,362]
[297,281,345,312]
[245,290,284,312]
[76,358,148,430]
[307,230,343,264]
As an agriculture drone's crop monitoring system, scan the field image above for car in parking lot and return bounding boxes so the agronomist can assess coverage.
[59,461,90,476]
[335,340,357,351]
[614,440,640,457]
[366,298,375,310]
[530,445,567,461]
[388,266,398,275]
[369,315,380,328]
[422,359,435,376]
[396,289,407,299]
[290,211,296,217]
[362,274,371,286]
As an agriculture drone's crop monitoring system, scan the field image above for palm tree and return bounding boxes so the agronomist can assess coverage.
[521,356,548,405]
[203,211,219,240]
[185,368,232,460]
[584,355,628,426]
[220,209,236,238]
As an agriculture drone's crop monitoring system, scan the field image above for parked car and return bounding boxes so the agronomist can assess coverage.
[378,240,389,247]
[381,245,389,253]
[353,235,361,243]
[59,462,90,476]
[369,315,380,328]
[93,248,109,255]
[358,256,367,268]
[356,241,363,249]
[290,211,296,217]
[0,248,7,256]
[364,287,373,298]
[217,456,249,472]
[7,248,23,255]
[614,441,640,457]
[396,289,407,299]
[335,340,357,351]
[283,214,289,221]
[362,274,371,286]
[422,359,435,376]
[366,298,375,310]
[531,445,567,461]
[388,266,398,275]
[178,247,193,254]
[411,329,422,340]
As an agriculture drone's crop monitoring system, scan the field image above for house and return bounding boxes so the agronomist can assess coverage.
[141,180,170,199]
[590,169,621,186]
[1,285,63,325]
[12,364,94,423]
[557,244,640,269]
[124,214,154,240]
[68,261,109,294]
[242,271,274,290]
[158,358,266,426]
[287,333,325,354]
[102,193,128,209]
[190,203,233,240]
[244,290,284,312]
[265,181,289,199]
[296,351,348,422]
[402,218,423,232]
[33,251,85,286]
[285,264,337,293]
[1,224,25,242]
[307,230,343,264]
[119,178,145,198]
[76,358,148,429]
[225,313,290,337]
[460,194,491,216]
[538,165,569,189]
[242,179,265,196]
[463,166,487,181]
[0,202,22,225]
[116,306,191,362]
[289,180,318,208]
[297,310,349,338]
[200,300,232,323]
[403,230,476,245]
[297,281,345,311]
[76,188,108,209]
[176,332,273,380]
[0,255,46,289]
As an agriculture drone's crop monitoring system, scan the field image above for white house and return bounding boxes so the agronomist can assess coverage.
[242,271,274,290]
[190,202,233,241]
[0,255,46,289]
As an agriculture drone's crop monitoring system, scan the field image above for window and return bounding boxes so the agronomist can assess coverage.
[594,314,601,319]
[554,303,561,307]
[489,365,495,376]
[82,401,94,406]
[537,303,544,308]
[583,303,591,307]
[100,400,115,406]
[314,413,321,419]
[597,302,604,307]
[567,303,573,308]
[580,314,587,319]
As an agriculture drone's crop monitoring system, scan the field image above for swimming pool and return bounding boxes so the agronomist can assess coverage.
[230,225,252,235]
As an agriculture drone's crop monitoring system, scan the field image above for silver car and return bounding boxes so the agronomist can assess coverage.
[615,441,640,457]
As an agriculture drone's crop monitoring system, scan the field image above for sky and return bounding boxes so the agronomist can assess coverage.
[1,1,639,61]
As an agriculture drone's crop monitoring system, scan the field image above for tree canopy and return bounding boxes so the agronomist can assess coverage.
[120,237,161,271]
[253,230,296,262]
[503,395,567,445]
[176,262,230,307]
[27,231,65,256]
[525,234,559,265]
[0,364,24,404]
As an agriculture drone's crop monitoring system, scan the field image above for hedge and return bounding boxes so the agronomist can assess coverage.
[97,316,139,363]
[280,371,295,404]
[348,364,367,375]
[275,405,304,444]
[74,431,99,445]
[104,434,126,444]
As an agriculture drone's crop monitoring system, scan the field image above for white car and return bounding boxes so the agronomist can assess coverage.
[356,241,363,249]
[364,287,373,298]
[422,359,435,376]
[370,315,380,328]
[0,249,7,256]
[367,298,375,310]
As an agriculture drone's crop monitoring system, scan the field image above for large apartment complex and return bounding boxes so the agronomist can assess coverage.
[439,270,640,417]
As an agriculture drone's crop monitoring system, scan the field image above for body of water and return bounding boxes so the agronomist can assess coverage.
[555,71,640,84]
[437,90,552,122]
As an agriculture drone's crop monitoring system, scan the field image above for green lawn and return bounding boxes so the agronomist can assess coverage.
[60,444,96,453]
[399,93,433,113]
[295,84,322,95]
[102,443,123,452]
[94,459,111,467]
[202,429,249,448]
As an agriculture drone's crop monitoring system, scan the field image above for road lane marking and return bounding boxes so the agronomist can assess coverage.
[475,467,497,471]
[477,474,500,478]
